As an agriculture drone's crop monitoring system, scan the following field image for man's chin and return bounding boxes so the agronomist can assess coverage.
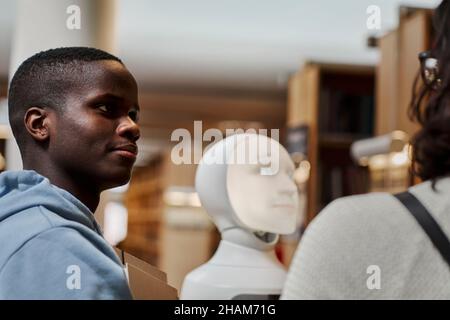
[100,168,132,191]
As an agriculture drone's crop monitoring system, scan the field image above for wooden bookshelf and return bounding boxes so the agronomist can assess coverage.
[0,80,7,97]
[376,8,432,137]
[287,63,374,224]
[0,79,8,173]
[120,154,166,265]
[375,7,433,188]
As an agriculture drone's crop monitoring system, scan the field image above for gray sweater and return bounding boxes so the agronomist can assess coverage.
[282,177,450,299]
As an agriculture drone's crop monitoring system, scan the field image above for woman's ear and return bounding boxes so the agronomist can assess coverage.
[24,107,51,142]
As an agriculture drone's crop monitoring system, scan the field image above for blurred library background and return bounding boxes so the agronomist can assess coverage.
[0,0,441,291]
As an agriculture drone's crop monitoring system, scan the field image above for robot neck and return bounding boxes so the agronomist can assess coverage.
[220,226,278,251]
[209,239,285,269]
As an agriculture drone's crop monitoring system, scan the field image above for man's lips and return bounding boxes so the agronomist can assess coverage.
[111,144,138,159]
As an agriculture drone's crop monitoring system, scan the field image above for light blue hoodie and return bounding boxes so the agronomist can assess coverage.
[0,170,133,299]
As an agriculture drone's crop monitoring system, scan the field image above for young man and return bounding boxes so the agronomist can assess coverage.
[0,47,140,299]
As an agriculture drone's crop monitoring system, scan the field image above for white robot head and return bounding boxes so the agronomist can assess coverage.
[195,133,299,239]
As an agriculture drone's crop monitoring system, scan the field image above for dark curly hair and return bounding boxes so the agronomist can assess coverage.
[410,0,450,182]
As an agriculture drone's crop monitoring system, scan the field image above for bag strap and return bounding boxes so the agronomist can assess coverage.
[394,191,450,268]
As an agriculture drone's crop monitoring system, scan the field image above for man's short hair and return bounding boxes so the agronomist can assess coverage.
[8,46,123,152]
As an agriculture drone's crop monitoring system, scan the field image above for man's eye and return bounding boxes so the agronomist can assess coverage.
[129,109,140,122]
[97,104,111,113]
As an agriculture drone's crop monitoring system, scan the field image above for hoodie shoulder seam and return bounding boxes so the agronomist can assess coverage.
[37,205,56,228]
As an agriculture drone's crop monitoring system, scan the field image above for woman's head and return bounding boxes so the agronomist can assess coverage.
[410,0,450,181]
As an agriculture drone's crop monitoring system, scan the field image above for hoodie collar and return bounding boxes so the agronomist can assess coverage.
[0,170,102,235]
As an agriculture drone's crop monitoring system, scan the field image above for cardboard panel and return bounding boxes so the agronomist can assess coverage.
[114,247,178,300]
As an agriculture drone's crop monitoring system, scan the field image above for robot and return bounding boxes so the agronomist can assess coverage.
[180,133,300,300]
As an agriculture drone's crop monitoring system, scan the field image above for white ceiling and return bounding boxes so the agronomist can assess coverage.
[0,0,442,91]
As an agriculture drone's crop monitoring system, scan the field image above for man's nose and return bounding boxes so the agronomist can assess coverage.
[117,117,140,142]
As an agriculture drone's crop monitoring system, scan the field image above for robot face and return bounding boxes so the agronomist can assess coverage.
[226,135,299,234]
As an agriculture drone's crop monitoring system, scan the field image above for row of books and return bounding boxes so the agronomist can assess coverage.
[318,164,370,210]
[319,88,374,136]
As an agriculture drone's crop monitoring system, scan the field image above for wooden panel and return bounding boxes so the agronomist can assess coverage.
[0,80,7,97]
[287,64,319,127]
[397,10,430,137]
[304,65,320,223]
[286,71,303,127]
[138,90,286,127]
[376,30,399,135]
[287,64,320,223]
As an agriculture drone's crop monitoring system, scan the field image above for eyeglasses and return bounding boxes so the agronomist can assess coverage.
[418,51,442,89]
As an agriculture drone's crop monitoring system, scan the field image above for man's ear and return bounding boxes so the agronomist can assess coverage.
[24,107,51,142]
